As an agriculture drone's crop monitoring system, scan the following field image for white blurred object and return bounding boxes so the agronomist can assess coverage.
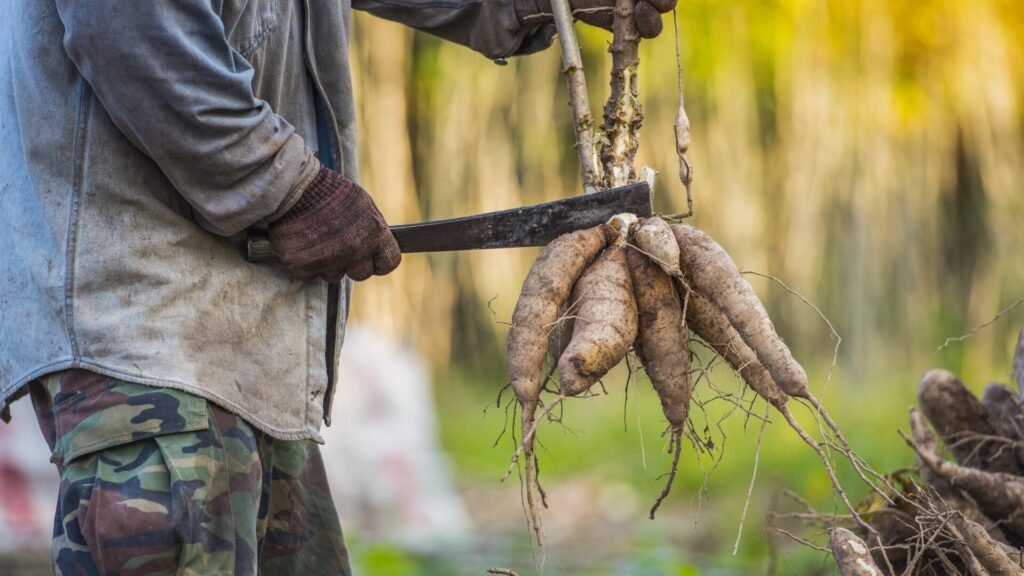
[323,325,471,550]
[0,396,58,552]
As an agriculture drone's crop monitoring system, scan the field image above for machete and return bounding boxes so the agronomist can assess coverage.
[246,182,651,261]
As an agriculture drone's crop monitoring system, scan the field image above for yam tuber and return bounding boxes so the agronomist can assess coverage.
[508,225,615,411]
[909,409,1010,544]
[831,527,883,576]
[918,370,1022,475]
[626,246,692,429]
[679,261,880,543]
[910,406,1024,540]
[982,382,1024,471]
[557,245,639,396]
[671,223,808,398]
[505,224,614,544]
[626,244,692,517]
[632,216,682,278]
[956,515,1024,576]
[683,290,788,409]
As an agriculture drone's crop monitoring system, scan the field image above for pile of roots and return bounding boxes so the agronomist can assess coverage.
[830,328,1024,575]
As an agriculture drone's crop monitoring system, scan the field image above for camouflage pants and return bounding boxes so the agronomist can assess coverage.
[29,369,352,576]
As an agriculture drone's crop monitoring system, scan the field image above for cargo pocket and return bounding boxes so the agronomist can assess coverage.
[152,409,254,576]
[50,376,209,466]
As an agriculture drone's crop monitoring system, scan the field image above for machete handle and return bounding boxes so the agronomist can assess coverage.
[247,235,276,263]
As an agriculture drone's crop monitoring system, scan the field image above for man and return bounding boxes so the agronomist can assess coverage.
[0,0,674,573]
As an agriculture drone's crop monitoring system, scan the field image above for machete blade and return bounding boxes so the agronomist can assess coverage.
[391,182,652,253]
[246,182,652,260]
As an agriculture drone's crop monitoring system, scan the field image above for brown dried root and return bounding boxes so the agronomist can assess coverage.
[778,488,948,575]
[674,226,888,498]
[683,290,787,409]
[982,383,1024,470]
[868,508,920,573]
[902,505,971,576]
[831,527,884,576]
[682,282,893,568]
[910,409,1010,545]
[918,369,1022,475]
[503,226,640,491]
[737,270,900,507]
[955,515,1024,576]
[850,354,1024,576]
[904,409,1024,540]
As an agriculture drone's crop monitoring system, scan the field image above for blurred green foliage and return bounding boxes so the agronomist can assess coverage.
[347,356,945,574]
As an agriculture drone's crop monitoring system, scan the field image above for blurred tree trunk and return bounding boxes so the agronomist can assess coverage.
[938,127,990,371]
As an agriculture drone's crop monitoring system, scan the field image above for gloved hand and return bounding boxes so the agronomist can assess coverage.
[517,0,676,39]
[269,167,401,282]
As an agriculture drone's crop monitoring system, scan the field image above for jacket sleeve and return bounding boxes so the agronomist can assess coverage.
[352,0,556,59]
[54,0,319,236]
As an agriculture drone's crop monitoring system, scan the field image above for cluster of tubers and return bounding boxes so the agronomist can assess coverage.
[504,214,863,546]
[832,328,1024,575]
[505,0,879,557]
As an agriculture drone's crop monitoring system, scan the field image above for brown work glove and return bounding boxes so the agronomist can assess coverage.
[269,167,401,282]
[517,0,676,39]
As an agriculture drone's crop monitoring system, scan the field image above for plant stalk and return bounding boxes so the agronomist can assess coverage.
[550,0,603,193]
[600,0,642,188]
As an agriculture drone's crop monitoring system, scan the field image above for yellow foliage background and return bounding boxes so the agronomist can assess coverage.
[350,1,1024,383]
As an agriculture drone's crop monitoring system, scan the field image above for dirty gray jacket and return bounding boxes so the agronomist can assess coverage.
[0,0,554,441]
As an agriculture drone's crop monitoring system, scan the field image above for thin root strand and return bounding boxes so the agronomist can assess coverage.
[649,428,683,519]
